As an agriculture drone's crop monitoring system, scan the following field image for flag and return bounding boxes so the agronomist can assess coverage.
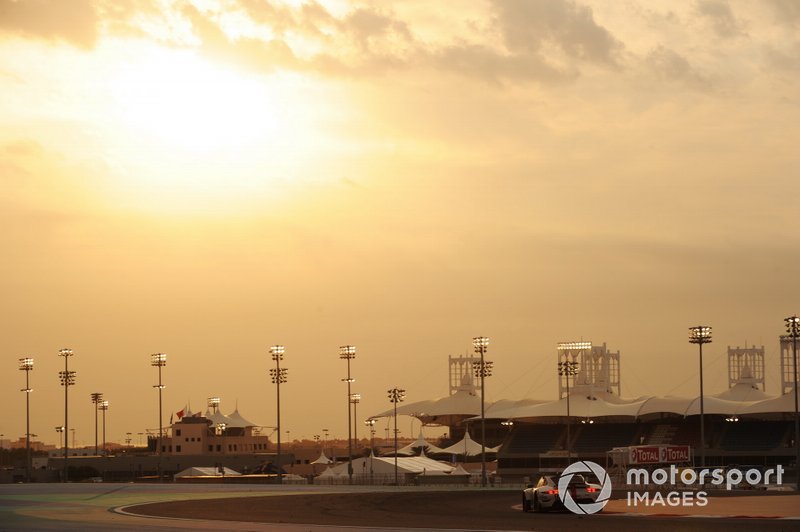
[177,408,185,419]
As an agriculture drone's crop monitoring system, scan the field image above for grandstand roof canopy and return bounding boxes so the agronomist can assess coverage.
[368,380,794,423]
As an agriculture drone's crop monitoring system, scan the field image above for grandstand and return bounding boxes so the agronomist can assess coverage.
[371,340,799,483]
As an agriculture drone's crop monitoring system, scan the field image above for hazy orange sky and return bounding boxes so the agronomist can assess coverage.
[2,0,799,447]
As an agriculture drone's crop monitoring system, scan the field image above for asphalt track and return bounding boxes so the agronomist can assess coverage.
[2,483,800,531]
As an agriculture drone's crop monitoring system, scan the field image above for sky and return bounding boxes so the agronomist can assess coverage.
[1,0,799,447]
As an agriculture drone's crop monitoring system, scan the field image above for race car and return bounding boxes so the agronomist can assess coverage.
[522,473,601,513]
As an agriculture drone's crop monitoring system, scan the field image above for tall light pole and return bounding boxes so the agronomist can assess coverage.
[90,393,103,456]
[785,315,800,490]
[364,418,376,452]
[269,345,288,484]
[339,345,356,484]
[58,348,75,482]
[365,418,376,480]
[151,353,167,481]
[558,359,579,463]
[99,400,109,455]
[472,336,491,488]
[689,326,712,468]
[19,357,33,482]
[350,394,361,452]
[56,426,65,452]
[388,388,406,485]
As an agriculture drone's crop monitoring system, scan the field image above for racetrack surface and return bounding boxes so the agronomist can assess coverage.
[127,490,800,531]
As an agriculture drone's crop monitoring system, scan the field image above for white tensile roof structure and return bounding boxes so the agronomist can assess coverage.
[175,467,241,477]
[311,451,334,465]
[227,408,259,428]
[440,431,499,456]
[739,388,799,415]
[321,456,456,477]
[483,391,648,421]
[394,431,447,455]
[208,409,238,428]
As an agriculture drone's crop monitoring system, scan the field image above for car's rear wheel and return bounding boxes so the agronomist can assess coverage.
[522,494,531,512]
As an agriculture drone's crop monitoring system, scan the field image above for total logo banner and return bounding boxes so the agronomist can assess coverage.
[558,460,786,515]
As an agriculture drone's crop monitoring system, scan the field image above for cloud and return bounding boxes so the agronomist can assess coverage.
[695,0,746,38]
[492,0,622,65]
[0,0,97,49]
[181,3,299,73]
[645,45,709,88]
[763,0,800,26]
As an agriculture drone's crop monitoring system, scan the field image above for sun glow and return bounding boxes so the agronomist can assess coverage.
[112,50,282,152]
[96,46,335,214]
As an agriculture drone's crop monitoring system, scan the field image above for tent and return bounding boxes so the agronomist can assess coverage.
[311,451,334,465]
[175,466,240,478]
[440,431,497,456]
[226,408,259,428]
[394,431,446,456]
[322,455,455,477]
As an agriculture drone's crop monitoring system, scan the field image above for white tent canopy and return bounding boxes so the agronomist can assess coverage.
[175,467,240,477]
[321,456,455,477]
[395,430,447,455]
[311,451,334,465]
[226,408,259,428]
[440,431,498,456]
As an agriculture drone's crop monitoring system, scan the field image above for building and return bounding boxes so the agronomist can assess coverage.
[159,407,270,456]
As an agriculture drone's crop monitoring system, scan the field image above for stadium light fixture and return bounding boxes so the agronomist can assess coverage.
[472,336,491,488]
[207,396,220,412]
[19,357,33,482]
[557,341,592,351]
[388,388,406,485]
[689,326,712,468]
[785,315,800,491]
[151,352,167,481]
[340,345,356,484]
[270,345,288,484]
[58,348,75,482]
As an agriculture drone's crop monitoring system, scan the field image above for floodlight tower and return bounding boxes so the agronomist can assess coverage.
[350,394,361,450]
[557,351,580,463]
[208,396,220,413]
[56,426,65,451]
[364,418,376,452]
[270,345,288,484]
[339,345,356,484]
[472,336,491,487]
[689,326,712,468]
[58,348,75,482]
[90,393,103,455]
[150,353,167,481]
[99,400,109,455]
[387,388,406,485]
[19,357,33,482]
[785,316,800,490]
